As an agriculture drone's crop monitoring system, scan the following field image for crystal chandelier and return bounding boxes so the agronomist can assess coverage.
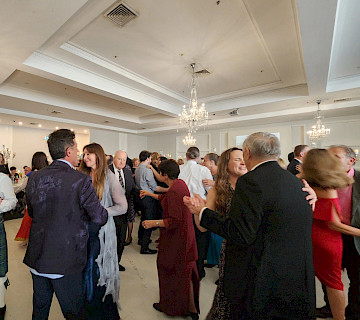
[183,132,196,146]
[179,63,208,134]
[307,100,330,141]
[2,145,16,162]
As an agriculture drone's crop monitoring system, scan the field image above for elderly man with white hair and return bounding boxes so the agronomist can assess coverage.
[184,132,316,320]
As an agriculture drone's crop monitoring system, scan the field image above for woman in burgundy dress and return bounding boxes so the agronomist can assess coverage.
[302,149,360,320]
[141,159,199,320]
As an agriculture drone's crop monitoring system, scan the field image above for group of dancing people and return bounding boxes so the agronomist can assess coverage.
[1,129,360,320]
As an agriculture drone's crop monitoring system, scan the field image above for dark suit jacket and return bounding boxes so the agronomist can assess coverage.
[24,160,108,275]
[352,170,360,254]
[109,164,135,218]
[201,161,315,320]
[286,158,301,175]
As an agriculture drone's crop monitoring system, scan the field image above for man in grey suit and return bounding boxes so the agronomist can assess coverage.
[109,150,136,271]
[185,132,316,320]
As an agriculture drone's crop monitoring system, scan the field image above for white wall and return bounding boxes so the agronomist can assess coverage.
[0,124,89,172]
[147,115,360,164]
[127,133,147,159]
[90,129,120,155]
[3,114,360,173]
[89,129,147,159]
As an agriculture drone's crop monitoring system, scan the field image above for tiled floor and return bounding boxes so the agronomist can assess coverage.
[4,217,349,319]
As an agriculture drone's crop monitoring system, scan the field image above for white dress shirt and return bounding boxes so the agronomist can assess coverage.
[179,160,213,200]
[113,164,126,189]
[0,173,17,214]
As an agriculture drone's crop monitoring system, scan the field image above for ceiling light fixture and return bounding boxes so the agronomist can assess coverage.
[182,132,196,146]
[307,100,330,143]
[179,63,208,135]
[55,126,59,130]
[38,124,42,128]
[18,122,23,125]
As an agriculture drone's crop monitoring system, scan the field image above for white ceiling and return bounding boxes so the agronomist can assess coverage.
[0,0,360,135]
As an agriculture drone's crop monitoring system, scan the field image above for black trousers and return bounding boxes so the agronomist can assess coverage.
[31,272,84,320]
[194,219,210,277]
[114,214,128,263]
[137,196,156,250]
[321,234,360,319]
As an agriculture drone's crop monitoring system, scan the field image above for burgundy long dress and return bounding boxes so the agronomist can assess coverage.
[157,179,200,316]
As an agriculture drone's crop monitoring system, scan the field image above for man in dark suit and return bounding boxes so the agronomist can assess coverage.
[287,144,310,175]
[24,129,108,320]
[315,145,360,319]
[109,150,136,271]
[185,132,316,320]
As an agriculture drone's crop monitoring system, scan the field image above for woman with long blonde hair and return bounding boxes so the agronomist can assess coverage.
[79,143,127,320]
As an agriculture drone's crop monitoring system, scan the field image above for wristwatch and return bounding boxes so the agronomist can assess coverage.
[155,221,159,226]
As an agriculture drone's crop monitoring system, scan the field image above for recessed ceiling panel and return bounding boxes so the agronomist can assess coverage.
[70,0,304,98]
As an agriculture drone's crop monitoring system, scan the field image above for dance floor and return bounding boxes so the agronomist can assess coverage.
[5,216,347,319]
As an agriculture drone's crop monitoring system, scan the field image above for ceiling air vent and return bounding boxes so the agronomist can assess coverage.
[51,110,63,115]
[229,108,240,116]
[195,69,211,76]
[334,98,351,103]
[104,2,138,27]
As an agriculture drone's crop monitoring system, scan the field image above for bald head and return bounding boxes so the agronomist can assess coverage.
[113,150,127,170]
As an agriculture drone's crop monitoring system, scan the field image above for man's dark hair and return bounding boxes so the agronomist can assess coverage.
[139,150,151,162]
[106,154,113,166]
[288,152,294,162]
[47,129,75,160]
[186,147,200,160]
[206,153,219,165]
[158,159,180,180]
[10,166,16,171]
[294,145,308,157]
[160,156,167,162]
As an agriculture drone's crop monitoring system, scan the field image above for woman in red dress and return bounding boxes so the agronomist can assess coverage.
[141,159,199,320]
[302,149,360,320]
[15,152,48,243]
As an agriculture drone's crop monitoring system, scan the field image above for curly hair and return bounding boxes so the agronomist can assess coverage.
[302,149,353,189]
[215,147,242,215]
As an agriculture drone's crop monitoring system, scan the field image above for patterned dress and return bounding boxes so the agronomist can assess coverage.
[206,184,234,320]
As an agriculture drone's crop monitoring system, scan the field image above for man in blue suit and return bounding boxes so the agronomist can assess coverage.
[24,129,108,320]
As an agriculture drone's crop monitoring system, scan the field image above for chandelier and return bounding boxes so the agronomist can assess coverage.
[307,100,330,141]
[179,63,208,134]
[2,145,16,162]
[183,132,196,146]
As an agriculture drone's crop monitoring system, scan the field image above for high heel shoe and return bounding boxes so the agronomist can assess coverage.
[124,237,132,246]
[153,303,162,313]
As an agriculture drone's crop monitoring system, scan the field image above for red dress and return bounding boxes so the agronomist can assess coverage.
[157,179,199,316]
[312,198,343,290]
[15,208,32,241]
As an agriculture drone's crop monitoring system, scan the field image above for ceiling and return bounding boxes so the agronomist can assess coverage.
[0,0,360,135]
